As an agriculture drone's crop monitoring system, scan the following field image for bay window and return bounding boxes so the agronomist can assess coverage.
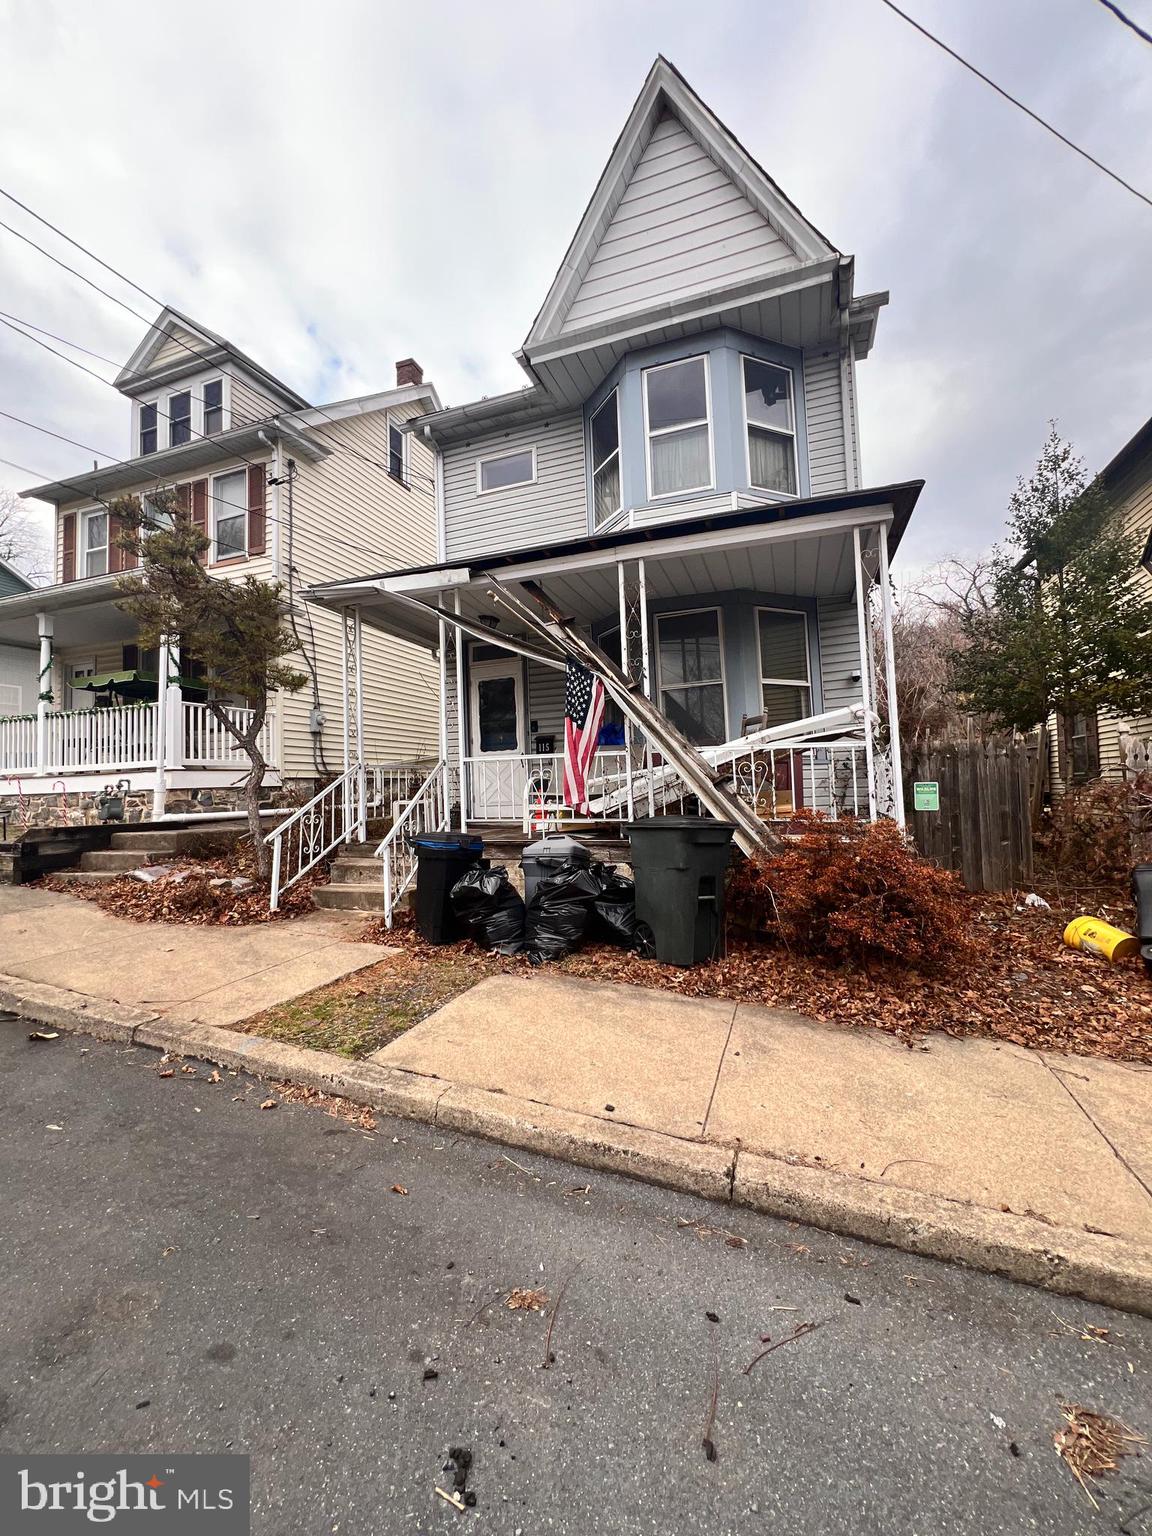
[590,390,621,526]
[656,608,725,746]
[644,356,712,498]
[757,608,811,726]
[203,379,224,435]
[743,358,797,495]
[212,470,248,560]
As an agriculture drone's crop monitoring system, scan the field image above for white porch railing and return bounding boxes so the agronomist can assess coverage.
[0,700,274,774]
[377,759,455,928]
[266,765,365,912]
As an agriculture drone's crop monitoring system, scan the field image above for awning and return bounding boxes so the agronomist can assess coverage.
[71,670,206,698]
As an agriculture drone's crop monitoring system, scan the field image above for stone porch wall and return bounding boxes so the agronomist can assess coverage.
[0,779,317,833]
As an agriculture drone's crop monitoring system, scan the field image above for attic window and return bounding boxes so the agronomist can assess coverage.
[140,402,158,456]
[203,379,224,435]
[169,391,192,447]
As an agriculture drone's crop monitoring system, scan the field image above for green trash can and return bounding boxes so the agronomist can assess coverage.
[625,816,736,967]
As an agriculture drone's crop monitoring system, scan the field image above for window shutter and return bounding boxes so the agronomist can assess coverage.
[247,463,267,555]
[108,511,123,574]
[61,512,76,582]
[1085,710,1101,779]
[190,479,209,564]
[1055,711,1070,785]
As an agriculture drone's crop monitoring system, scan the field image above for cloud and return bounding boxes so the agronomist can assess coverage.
[1,0,1149,569]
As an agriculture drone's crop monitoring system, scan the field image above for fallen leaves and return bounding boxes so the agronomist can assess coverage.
[505,1288,549,1312]
[676,1216,748,1248]
[259,1098,277,1111]
[391,1184,408,1196]
[1053,1403,1146,1506]
[27,1030,59,1041]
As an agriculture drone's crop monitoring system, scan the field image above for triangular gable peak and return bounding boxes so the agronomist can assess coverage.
[114,307,231,393]
[525,57,839,353]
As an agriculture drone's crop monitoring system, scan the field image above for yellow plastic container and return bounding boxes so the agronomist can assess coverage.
[1063,916,1139,963]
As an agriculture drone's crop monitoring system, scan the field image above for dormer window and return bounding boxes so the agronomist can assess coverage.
[169,391,192,447]
[743,358,797,495]
[643,356,712,498]
[140,402,158,456]
[590,390,621,527]
[203,379,224,435]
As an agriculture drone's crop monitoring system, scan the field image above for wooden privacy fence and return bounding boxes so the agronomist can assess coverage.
[903,735,1041,891]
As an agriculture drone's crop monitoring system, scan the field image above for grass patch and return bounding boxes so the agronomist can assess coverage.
[239,947,498,1058]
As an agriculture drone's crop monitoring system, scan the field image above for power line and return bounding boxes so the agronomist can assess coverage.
[0,184,439,487]
[878,0,1152,211]
[1095,0,1152,46]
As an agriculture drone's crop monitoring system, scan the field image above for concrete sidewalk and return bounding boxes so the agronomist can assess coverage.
[0,885,393,1026]
[375,974,1152,1252]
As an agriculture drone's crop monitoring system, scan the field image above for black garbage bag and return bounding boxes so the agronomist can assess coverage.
[449,865,525,955]
[589,862,638,948]
[525,858,602,964]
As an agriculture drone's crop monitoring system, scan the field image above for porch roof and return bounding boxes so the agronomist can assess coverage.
[306,480,921,650]
[0,574,135,650]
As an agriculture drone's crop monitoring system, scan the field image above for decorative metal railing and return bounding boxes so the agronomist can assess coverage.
[266,767,363,912]
[376,759,453,928]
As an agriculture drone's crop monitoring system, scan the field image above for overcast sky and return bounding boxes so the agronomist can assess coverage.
[1,0,1150,573]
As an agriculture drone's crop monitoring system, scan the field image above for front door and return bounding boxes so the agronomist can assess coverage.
[468,657,525,819]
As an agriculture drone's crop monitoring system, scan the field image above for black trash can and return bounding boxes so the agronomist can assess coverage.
[410,832,485,943]
[1133,864,1152,973]
[625,816,736,967]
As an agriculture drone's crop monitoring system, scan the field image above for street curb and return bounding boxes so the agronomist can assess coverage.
[3,973,1150,1318]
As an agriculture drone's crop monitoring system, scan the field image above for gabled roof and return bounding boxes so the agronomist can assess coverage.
[0,553,35,594]
[524,56,841,354]
[114,306,311,409]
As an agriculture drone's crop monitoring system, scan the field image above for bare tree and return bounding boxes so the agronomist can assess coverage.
[0,488,52,582]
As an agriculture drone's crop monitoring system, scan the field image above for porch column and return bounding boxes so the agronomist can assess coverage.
[35,613,53,775]
[618,558,654,816]
[339,606,366,840]
[151,634,179,819]
[163,638,182,770]
[851,526,878,820]
[876,521,906,826]
[454,591,468,830]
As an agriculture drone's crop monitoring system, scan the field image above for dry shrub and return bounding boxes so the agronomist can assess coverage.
[728,815,973,970]
[1036,776,1151,885]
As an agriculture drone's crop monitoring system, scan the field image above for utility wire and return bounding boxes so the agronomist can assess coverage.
[1095,0,1152,46]
[878,0,1152,210]
[0,184,440,486]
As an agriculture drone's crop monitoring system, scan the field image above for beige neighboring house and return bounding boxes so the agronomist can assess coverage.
[1049,411,1152,793]
[0,308,442,825]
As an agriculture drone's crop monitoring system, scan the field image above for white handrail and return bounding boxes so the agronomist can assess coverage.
[375,758,452,928]
[266,766,362,912]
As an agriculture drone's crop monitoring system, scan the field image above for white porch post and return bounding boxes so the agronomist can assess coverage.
[35,613,53,775]
[852,526,878,820]
[877,521,906,826]
[339,606,366,840]
[454,590,468,831]
[152,634,180,818]
[164,639,182,769]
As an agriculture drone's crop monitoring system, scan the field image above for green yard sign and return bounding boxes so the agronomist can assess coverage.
[913,781,940,813]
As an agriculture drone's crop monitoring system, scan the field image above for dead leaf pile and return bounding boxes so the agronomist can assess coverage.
[1053,1403,1146,1505]
[269,1080,377,1131]
[505,1288,549,1312]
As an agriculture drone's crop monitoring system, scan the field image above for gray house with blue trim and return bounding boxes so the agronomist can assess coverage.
[303,57,923,918]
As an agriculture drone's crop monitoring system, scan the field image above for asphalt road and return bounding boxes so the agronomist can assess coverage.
[0,1023,1149,1536]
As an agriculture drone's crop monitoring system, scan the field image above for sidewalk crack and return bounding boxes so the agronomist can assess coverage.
[1040,1053,1152,1203]
[700,1002,739,1140]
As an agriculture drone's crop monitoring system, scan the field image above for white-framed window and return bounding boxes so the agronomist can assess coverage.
[0,682,22,714]
[476,446,536,495]
[757,607,811,726]
[211,469,248,560]
[743,357,798,496]
[388,421,407,483]
[140,401,158,456]
[203,379,224,436]
[643,355,713,499]
[169,390,192,447]
[590,389,621,527]
[82,509,109,577]
[655,607,726,746]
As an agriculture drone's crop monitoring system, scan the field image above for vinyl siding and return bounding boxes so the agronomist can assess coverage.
[284,404,440,776]
[228,372,281,428]
[0,644,39,713]
[816,596,862,712]
[560,112,799,335]
[149,325,211,374]
[443,413,587,561]
[803,349,849,495]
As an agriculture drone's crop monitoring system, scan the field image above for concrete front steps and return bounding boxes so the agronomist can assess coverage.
[311,853,386,912]
[54,825,245,886]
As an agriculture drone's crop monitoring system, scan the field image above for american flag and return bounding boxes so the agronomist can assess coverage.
[563,658,606,814]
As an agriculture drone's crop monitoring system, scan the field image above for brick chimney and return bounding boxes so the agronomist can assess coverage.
[395,358,423,387]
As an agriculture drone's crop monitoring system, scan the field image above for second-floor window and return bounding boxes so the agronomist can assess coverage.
[477,447,536,494]
[212,470,247,560]
[743,358,797,495]
[169,391,192,447]
[83,510,108,577]
[590,390,621,527]
[388,422,406,483]
[644,356,712,499]
[140,402,158,456]
[203,379,224,435]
